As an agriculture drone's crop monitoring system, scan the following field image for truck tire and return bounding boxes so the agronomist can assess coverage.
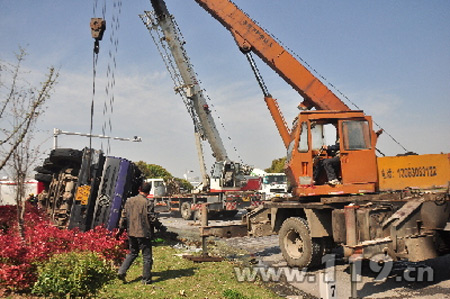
[49,148,83,165]
[34,172,53,183]
[34,166,53,175]
[42,158,62,173]
[279,217,323,269]
[180,201,193,220]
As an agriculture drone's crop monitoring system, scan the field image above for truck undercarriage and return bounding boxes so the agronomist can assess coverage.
[243,188,450,268]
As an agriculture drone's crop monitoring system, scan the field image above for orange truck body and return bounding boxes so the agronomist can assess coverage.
[377,153,450,191]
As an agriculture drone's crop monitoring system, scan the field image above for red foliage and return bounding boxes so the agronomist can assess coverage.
[0,205,128,292]
[0,205,18,232]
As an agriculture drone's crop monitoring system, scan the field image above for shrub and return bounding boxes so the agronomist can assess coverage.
[32,251,115,298]
[0,263,37,292]
[0,205,128,293]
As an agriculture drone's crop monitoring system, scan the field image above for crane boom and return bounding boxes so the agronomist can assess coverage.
[142,0,259,192]
[193,0,350,112]
[144,0,229,163]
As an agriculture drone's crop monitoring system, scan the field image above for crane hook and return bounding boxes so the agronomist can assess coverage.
[90,18,106,54]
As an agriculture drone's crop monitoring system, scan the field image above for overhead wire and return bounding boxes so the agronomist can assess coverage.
[102,0,122,155]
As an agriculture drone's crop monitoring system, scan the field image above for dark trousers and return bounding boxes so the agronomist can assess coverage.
[323,156,340,181]
[118,236,153,282]
[314,156,341,182]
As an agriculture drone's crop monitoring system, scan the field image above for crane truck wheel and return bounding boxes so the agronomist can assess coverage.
[279,217,323,269]
[180,201,193,220]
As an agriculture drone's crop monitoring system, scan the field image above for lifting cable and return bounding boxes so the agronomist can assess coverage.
[90,0,122,156]
[245,52,270,98]
[102,0,122,155]
[90,1,106,154]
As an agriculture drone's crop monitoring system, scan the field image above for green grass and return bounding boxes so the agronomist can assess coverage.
[98,242,282,299]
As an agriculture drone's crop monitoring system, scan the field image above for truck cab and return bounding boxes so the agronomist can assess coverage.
[145,178,167,198]
[286,110,378,198]
[261,173,288,200]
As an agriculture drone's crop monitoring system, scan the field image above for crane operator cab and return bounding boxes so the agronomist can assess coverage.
[285,110,378,198]
[210,161,246,191]
[209,161,262,192]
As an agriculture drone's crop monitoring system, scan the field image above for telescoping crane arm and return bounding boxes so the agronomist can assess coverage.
[146,0,229,164]
[193,0,351,147]
[194,0,350,112]
[143,0,259,192]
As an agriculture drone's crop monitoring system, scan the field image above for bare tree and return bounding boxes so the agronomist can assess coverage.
[0,47,58,237]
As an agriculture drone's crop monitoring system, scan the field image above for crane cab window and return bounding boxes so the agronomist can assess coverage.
[342,120,371,150]
[311,123,337,151]
[311,123,324,150]
[212,162,224,179]
[297,122,309,153]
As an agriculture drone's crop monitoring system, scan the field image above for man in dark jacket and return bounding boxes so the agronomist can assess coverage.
[116,182,164,284]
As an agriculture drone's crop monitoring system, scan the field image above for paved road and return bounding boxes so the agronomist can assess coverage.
[159,212,450,299]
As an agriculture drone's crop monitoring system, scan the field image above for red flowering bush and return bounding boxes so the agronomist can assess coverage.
[0,205,128,293]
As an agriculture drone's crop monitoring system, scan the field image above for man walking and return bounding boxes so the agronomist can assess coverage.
[116,182,164,284]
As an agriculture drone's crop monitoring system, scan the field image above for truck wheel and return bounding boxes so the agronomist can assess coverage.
[180,202,193,220]
[34,166,53,175]
[279,217,323,269]
[49,148,83,165]
[34,173,53,183]
[42,158,62,173]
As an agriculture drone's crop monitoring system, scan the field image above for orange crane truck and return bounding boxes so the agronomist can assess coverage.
[190,0,450,268]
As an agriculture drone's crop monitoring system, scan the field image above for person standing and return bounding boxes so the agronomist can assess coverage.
[116,182,165,284]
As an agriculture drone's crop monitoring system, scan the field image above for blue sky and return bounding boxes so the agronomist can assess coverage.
[1,0,449,179]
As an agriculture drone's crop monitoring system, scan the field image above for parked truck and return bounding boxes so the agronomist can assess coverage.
[260,173,289,201]
[145,177,261,220]
[251,169,289,201]
[181,0,450,268]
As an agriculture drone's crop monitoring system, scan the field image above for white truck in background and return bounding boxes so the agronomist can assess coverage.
[251,169,289,200]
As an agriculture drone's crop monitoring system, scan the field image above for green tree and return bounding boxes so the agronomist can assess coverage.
[265,157,286,173]
[173,177,193,192]
[135,161,172,180]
